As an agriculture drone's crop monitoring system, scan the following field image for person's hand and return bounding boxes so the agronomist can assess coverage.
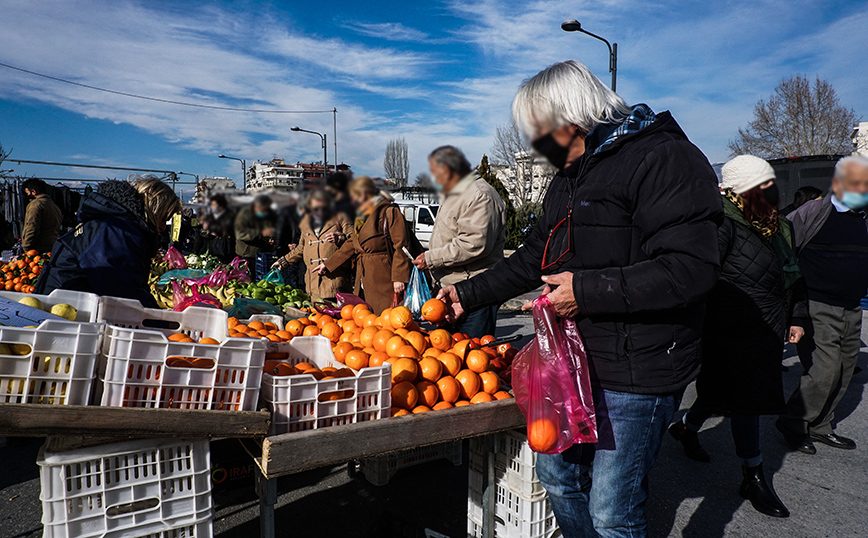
[271,260,281,269]
[322,233,338,243]
[788,326,805,344]
[393,282,405,294]
[437,285,465,323]
[522,272,578,318]
[313,263,327,275]
[413,252,427,270]
[287,243,297,251]
[262,227,275,238]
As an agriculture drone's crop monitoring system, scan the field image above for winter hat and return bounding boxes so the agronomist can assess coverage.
[721,155,776,194]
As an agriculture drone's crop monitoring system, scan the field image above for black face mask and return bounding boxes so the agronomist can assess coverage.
[532,132,574,171]
[762,183,780,208]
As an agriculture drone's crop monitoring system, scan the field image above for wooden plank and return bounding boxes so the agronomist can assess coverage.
[0,404,271,438]
[262,399,525,477]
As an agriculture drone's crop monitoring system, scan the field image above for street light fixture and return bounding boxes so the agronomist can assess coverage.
[218,154,246,190]
[561,19,618,92]
[291,126,328,184]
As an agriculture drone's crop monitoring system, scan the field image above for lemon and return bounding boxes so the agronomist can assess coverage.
[0,343,11,355]
[18,297,45,311]
[50,304,78,321]
[11,344,32,355]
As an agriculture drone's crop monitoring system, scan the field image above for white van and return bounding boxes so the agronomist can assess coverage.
[395,200,439,248]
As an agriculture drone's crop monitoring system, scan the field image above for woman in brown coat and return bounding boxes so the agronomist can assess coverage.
[273,189,353,302]
[314,176,411,314]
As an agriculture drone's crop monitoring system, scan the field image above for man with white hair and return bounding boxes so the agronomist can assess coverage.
[777,155,868,454]
[438,60,722,537]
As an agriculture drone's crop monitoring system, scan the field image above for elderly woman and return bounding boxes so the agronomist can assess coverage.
[315,176,410,313]
[272,189,353,302]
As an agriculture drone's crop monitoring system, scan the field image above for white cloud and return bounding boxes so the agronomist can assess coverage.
[347,22,431,42]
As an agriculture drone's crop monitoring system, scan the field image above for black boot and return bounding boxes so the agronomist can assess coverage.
[668,422,711,462]
[739,464,789,518]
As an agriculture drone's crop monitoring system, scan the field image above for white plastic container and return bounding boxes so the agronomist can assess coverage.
[360,440,463,487]
[98,297,264,411]
[38,438,212,538]
[0,320,101,405]
[261,336,391,435]
[134,520,212,538]
[0,289,101,322]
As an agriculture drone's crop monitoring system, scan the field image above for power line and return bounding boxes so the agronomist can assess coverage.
[0,62,333,114]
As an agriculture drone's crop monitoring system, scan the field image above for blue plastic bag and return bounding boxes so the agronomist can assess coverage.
[261,267,285,285]
[157,269,209,286]
[227,297,284,318]
[403,266,431,318]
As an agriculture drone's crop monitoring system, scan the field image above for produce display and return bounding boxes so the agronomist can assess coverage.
[233,280,312,310]
[1,250,47,293]
[16,296,78,321]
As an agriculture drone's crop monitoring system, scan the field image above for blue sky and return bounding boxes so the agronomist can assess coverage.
[1,0,866,194]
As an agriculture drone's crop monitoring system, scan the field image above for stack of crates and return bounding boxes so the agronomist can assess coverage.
[467,430,560,538]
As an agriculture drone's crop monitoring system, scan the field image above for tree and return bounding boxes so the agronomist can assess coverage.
[0,142,11,179]
[491,120,555,207]
[414,172,433,188]
[384,137,409,187]
[729,75,860,158]
[478,155,524,249]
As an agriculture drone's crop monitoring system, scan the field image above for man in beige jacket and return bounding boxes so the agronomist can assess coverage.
[413,145,506,337]
[22,178,62,253]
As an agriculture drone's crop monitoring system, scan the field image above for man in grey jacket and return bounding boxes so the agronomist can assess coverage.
[777,155,868,454]
[413,145,506,337]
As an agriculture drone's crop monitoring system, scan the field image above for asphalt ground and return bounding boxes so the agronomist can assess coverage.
[2,306,866,537]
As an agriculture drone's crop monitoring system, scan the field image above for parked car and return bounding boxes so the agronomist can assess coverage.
[395,200,439,248]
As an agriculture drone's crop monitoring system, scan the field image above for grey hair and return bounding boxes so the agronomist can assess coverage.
[834,155,868,179]
[305,188,333,208]
[428,145,473,176]
[512,60,632,137]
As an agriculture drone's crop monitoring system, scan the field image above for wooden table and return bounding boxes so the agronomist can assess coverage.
[255,398,526,538]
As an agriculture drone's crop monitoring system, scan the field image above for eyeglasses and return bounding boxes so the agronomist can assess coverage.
[541,206,573,271]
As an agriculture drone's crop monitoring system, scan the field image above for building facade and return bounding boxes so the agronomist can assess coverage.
[492,152,554,207]
[245,159,352,192]
[853,122,868,157]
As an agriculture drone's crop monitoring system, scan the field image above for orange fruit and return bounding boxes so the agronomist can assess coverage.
[415,380,440,407]
[295,362,316,371]
[493,391,513,400]
[248,320,264,332]
[454,400,470,407]
[372,329,395,352]
[321,323,342,342]
[429,329,453,351]
[479,371,500,394]
[227,317,239,329]
[286,320,304,336]
[394,328,409,337]
[436,352,462,377]
[418,357,443,383]
[340,304,355,320]
[369,351,389,367]
[412,405,432,414]
[466,349,491,374]
[362,313,379,328]
[332,368,355,378]
[339,331,353,343]
[263,360,282,374]
[432,401,454,410]
[422,347,442,359]
[265,334,281,342]
[391,358,419,384]
[392,408,411,417]
[380,307,393,326]
[455,369,480,400]
[452,339,478,360]
[316,314,335,329]
[302,325,321,337]
[263,322,278,331]
[470,392,494,404]
[436,376,460,403]
[352,303,370,315]
[391,381,419,410]
[257,329,271,337]
[389,306,413,329]
[528,418,558,452]
[359,326,379,348]
[480,334,496,346]
[341,320,360,333]
[352,308,372,327]
[349,332,361,345]
[273,363,298,376]
[404,331,427,354]
[166,357,193,368]
[386,335,409,357]
[396,344,420,360]
[345,349,370,370]
[275,330,292,341]
[421,298,447,323]
[333,342,355,363]
[297,317,312,326]
[168,333,188,342]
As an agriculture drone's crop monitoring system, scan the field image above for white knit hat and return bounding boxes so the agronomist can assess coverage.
[721,155,776,194]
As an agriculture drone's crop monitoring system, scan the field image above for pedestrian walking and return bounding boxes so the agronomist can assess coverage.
[234,194,276,277]
[437,60,722,538]
[777,155,868,453]
[412,145,505,338]
[21,178,62,254]
[669,155,807,518]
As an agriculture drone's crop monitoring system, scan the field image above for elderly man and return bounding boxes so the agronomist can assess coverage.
[438,60,722,537]
[21,178,62,253]
[777,155,868,454]
[413,146,506,338]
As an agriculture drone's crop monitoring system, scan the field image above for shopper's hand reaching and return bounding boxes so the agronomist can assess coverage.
[312,263,327,275]
[523,272,579,318]
[788,326,805,344]
[437,285,465,323]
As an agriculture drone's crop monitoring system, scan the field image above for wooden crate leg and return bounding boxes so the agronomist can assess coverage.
[482,434,496,538]
[255,465,278,538]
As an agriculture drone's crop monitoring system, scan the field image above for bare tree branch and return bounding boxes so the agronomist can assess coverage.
[491,121,555,207]
[384,137,409,187]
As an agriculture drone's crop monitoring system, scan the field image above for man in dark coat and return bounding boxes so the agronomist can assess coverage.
[275,197,303,288]
[437,60,722,537]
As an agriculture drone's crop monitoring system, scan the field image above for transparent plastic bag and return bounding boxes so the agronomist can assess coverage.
[512,296,597,454]
[165,246,188,270]
[402,266,431,318]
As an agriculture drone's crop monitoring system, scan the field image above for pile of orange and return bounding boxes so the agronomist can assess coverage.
[226,318,296,342]
[168,333,222,344]
[1,250,47,293]
[262,353,357,382]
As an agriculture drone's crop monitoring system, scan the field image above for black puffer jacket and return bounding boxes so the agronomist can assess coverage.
[456,112,723,395]
[696,201,808,415]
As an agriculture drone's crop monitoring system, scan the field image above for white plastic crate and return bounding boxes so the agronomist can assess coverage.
[135,520,212,538]
[261,335,391,435]
[0,320,101,405]
[98,296,229,341]
[360,440,463,487]
[0,289,101,322]
[38,438,212,538]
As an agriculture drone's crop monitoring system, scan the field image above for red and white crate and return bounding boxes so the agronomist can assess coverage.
[260,335,391,435]
[97,297,265,410]
[38,438,212,538]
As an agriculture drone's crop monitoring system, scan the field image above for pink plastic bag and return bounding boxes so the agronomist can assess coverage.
[512,296,597,454]
[173,284,222,311]
[165,246,188,270]
[183,266,230,288]
[228,257,251,282]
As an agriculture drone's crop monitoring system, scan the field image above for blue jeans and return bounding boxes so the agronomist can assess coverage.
[535,389,676,538]
[452,305,498,339]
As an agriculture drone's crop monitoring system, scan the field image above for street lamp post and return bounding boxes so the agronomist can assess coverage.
[218,154,246,190]
[291,126,328,184]
[561,19,618,92]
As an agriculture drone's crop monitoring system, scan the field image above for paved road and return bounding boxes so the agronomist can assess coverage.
[2,310,866,537]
